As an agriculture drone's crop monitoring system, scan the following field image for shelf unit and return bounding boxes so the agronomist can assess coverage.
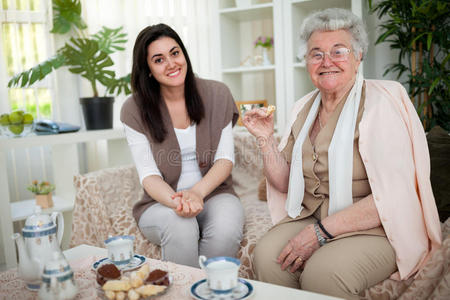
[214,0,286,131]
[0,129,131,269]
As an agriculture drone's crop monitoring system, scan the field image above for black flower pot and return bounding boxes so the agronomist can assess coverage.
[79,97,114,130]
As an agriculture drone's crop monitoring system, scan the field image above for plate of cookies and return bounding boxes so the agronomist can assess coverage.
[96,261,172,299]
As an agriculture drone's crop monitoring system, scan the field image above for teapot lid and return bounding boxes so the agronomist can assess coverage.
[23,206,55,233]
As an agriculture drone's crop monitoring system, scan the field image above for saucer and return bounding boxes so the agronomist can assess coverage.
[190,278,253,300]
[92,254,146,272]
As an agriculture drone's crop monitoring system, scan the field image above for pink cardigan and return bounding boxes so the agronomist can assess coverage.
[267,79,442,280]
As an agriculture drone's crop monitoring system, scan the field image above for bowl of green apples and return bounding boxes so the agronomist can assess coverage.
[0,110,34,137]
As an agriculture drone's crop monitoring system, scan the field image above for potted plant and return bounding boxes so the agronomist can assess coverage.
[254,35,274,66]
[27,180,56,208]
[7,0,131,130]
[367,0,449,131]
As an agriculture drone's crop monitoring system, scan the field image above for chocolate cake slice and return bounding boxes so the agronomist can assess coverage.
[96,263,121,286]
[145,269,170,286]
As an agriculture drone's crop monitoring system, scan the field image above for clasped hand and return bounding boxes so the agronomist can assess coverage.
[171,189,204,218]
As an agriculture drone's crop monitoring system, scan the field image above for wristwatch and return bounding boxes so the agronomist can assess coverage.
[314,223,327,247]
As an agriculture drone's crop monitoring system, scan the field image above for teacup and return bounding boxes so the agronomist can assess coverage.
[104,235,135,265]
[199,255,241,294]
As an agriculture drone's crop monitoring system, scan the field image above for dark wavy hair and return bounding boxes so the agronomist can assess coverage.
[131,24,204,143]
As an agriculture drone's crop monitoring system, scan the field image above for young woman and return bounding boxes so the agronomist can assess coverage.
[121,24,244,267]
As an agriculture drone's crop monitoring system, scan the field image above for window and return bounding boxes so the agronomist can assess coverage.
[1,0,54,119]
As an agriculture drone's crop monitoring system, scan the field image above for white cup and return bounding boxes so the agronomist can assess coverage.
[104,235,135,265]
[199,255,241,294]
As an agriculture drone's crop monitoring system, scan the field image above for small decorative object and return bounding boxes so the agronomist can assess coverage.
[0,110,34,137]
[254,35,274,66]
[240,55,253,67]
[28,180,56,209]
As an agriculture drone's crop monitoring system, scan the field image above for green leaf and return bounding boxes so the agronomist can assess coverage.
[50,0,87,34]
[376,27,397,44]
[7,55,66,87]
[427,33,432,51]
[428,78,440,95]
[92,26,128,54]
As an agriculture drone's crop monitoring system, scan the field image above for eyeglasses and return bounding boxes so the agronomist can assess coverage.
[306,46,351,65]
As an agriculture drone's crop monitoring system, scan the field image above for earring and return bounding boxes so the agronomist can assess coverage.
[148,73,152,78]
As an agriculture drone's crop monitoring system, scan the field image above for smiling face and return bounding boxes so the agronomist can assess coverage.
[306,30,361,95]
[147,36,187,91]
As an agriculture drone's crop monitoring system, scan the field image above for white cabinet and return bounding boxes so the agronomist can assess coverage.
[0,130,131,268]
[213,0,286,131]
[214,0,362,132]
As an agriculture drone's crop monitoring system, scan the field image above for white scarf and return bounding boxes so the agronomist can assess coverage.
[285,72,364,218]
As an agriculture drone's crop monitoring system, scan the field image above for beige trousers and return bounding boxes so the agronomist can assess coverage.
[253,217,397,300]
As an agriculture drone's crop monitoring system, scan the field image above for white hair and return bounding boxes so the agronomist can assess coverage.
[298,8,368,61]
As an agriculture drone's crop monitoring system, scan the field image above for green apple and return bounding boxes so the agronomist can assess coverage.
[23,113,34,124]
[9,124,24,135]
[9,110,24,124]
[0,114,10,126]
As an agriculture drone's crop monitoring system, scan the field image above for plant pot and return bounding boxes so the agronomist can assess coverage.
[35,193,54,209]
[79,97,114,130]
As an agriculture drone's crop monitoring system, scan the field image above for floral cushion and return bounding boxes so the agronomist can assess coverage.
[71,130,450,298]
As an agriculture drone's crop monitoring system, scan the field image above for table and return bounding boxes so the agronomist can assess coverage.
[0,244,343,299]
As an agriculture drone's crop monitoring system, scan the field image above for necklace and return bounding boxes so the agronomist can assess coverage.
[318,109,324,129]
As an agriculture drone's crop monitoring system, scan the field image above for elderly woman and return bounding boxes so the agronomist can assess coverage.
[243,8,442,299]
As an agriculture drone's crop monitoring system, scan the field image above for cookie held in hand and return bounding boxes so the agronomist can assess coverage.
[266,105,276,116]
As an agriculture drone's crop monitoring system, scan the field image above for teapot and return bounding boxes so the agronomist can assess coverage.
[38,252,78,300]
[12,206,64,290]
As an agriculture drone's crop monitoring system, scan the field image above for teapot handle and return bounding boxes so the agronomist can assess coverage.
[198,255,207,270]
[51,212,64,245]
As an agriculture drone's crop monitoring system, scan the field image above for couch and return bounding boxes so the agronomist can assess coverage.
[70,130,450,299]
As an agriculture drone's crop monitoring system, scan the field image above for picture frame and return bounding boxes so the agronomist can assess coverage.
[235,100,268,126]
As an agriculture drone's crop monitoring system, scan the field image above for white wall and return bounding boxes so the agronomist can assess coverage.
[362,1,403,83]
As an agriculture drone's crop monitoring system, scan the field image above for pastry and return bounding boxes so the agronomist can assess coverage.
[266,105,276,116]
[97,263,121,286]
[145,269,170,286]
[102,279,132,292]
[135,284,166,297]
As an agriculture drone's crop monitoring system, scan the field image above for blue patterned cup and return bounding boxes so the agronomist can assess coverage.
[199,255,241,294]
[104,235,135,266]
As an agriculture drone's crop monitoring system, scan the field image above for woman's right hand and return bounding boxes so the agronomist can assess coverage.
[171,190,204,218]
[242,108,274,139]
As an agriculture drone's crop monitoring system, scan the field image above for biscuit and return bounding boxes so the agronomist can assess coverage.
[266,105,276,116]
[104,290,116,300]
[128,289,140,300]
[135,284,166,297]
[102,279,131,291]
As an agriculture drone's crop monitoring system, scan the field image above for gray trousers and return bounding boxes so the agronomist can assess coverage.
[138,193,244,268]
[254,217,397,300]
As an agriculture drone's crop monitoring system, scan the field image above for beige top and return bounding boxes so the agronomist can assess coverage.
[280,85,384,237]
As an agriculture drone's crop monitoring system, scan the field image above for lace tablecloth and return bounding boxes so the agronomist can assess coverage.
[0,256,206,300]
